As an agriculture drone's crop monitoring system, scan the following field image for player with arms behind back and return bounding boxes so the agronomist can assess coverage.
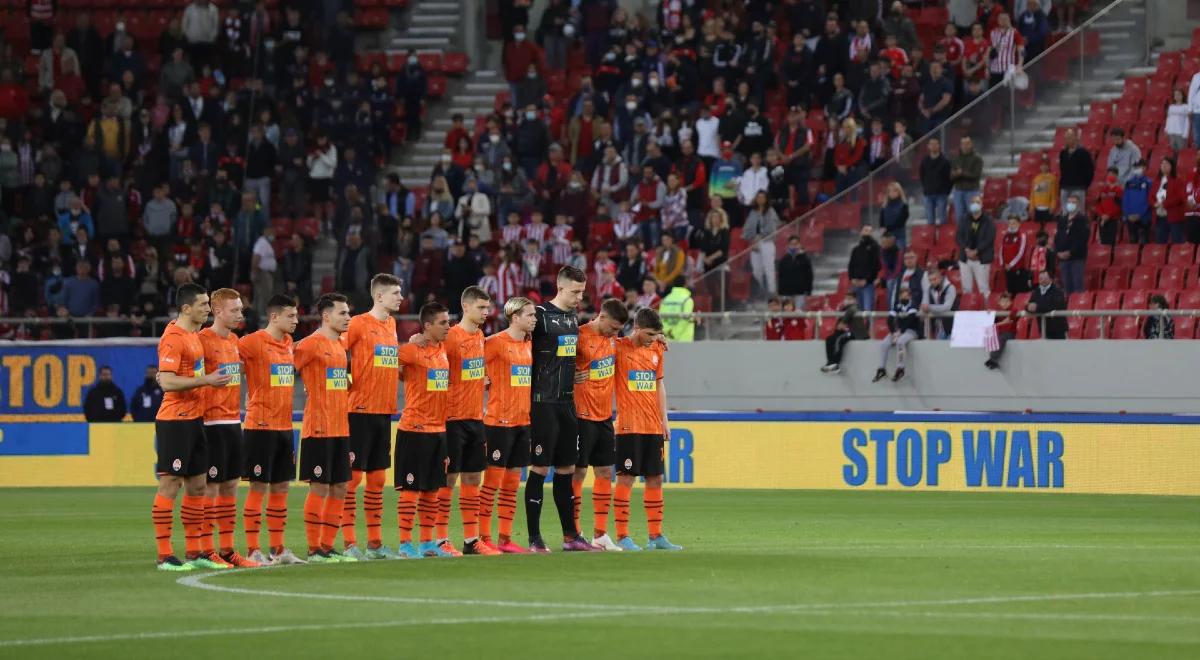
[613,309,682,552]
[295,293,358,563]
[478,296,537,554]
[196,288,259,567]
[394,303,453,558]
[341,274,405,561]
[527,266,596,552]
[151,283,233,571]
[239,295,305,565]
[572,298,628,551]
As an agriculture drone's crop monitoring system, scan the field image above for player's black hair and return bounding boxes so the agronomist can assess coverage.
[370,273,402,292]
[420,302,449,327]
[176,283,207,310]
[600,298,629,324]
[460,285,491,303]
[316,293,348,316]
[266,294,298,315]
[635,308,663,331]
[557,266,587,284]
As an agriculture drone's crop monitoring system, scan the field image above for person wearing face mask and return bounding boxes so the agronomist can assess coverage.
[1122,159,1153,245]
[495,157,530,227]
[503,24,545,103]
[848,225,882,312]
[1095,167,1124,246]
[515,63,547,109]
[873,284,920,384]
[998,215,1030,294]
[514,104,550,179]
[776,236,813,310]
[1053,193,1089,295]
[396,51,428,141]
[955,193,995,296]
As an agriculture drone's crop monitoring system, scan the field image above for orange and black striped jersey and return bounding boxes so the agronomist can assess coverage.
[398,342,449,433]
[445,325,486,421]
[156,321,206,420]
[613,337,666,436]
[239,329,295,431]
[345,312,400,415]
[483,332,532,427]
[198,327,242,423]
[295,332,350,438]
[573,322,616,421]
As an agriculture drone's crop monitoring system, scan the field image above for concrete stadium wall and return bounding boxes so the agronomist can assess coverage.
[660,341,1200,414]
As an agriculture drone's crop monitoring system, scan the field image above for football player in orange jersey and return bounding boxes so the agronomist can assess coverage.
[151,284,233,571]
[612,308,682,552]
[196,288,259,568]
[239,295,305,565]
[572,298,629,551]
[341,274,405,561]
[436,286,495,556]
[478,296,537,554]
[295,293,358,563]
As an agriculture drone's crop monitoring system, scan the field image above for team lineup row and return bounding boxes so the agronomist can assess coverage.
[150,268,680,571]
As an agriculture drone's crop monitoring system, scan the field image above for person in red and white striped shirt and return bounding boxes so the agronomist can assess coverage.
[523,211,550,247]
[613,201,638,242]
[549,215,574,265]
[520,239,543,288]
[496,247,523,302]
[988,13,1025,88]
[592,247,615,283]
[500,218,525,247]
[849,20,873,63]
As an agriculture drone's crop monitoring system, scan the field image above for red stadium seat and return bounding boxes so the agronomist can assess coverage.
[1176,316,1198,339]
[1178,290,1200,310]
[1122,290,1150,309]
[1140,243,1167,266]
[418,52,443,74]
[1112,316,1141,339]
[1102,267,1129,291]
[959,293,983,311]
[1086,244,1112,268]
[1083,317,1106,339]
[1129,264,1157,290]
[1112,243,1140,268]
[1094,291,1122,310]
[1067,292,1094,310]
[270,217,293,238]
[1167,243,1196,265]
[910,225,935,250]
[1016,316,1040,339]
[294,217,320,238]
[1159,265,1185,289]
[443,52,469,75]
[427,76,447,98]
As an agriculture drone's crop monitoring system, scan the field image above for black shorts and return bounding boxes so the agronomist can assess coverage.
[530,402,578,468]
[446,419,487,473]
[243,429,296,483]
[155,419,207,477]
[576,419,616,468]
[394,430,448,492]
[485,425,531,469]
[300,436,353,485]
[616,434,665,477]
[203,424,243,483]
[349,413,393,472]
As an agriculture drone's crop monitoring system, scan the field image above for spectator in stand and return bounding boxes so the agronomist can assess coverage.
[1017,0,1051,60]
[957,193,995,296]
[83,366,127,422]
[1027,269,1067,339]
[878,232,902,304]
[743,190,780,295]
[632,163,666,248]
[764,297,787,341]
[738,151,769,220]
[1000,215,1031,294]
[848,225,881,312]
[411,235,445,306]
[661,172,689,242]
[514,62,547,110]
[513,104,550,179]
[859,60,892,126]
[1187,68,1200,149]
[891,249,926,309]
[950,136,983,224]
[1096,167,1123,246]
[834,118,866,193]
[879,182,910,249]
[1055,193,1089,295]
[94,175,130,244]
[653,234,685,292]
[62,260,100,318]
[1030,156,1058,225]
[709,141,743,225]
[820,292,867,375]
[984,292,1016,370]
[1143,295,1175,339]
[336,231,372,310]
[306,133,337,220]
[777,235,813,311]
[1123,159,1153,244]
[920,137,953,228]
[1056,0,1079,32]
[1165,88,1190,152]
[250,225,276,316]
[57,194,94,246]
[1106,128,1141,186]
[692,208,730,294]
[987,13,1024,88]
[775,107,813,209]
[866,118,890,171]
[873,283,920,384]
[396,53,428,141]
[182,0,221,68]
[1058,128,1094,214]
[129,365,163,422]
[616,241,647,295]
[1152,156,1186,244]
[533,143,572,217]
[922,268,958,339]
[455,177,493,244]
[918,64,956,141]
[826,73,855,123]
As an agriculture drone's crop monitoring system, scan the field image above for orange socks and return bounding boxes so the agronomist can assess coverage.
[435,486,453,540]
[592,478,612,537]
[215,495,237,554]
[644,485,663,538]
[267,491,288,554]
[201,495,218,555]
[303,491,323,554]
[614,483,632,540]
[460,485,480,542]
[152,494,174,560]
[342,470,363,548]
[243,489,264,552]
[418,491,438,543]
[397,490,418,544]
[181,495,206,559]
[572,479,584,534]
[364,470,386,548]
[478,467,503,541]
[498,470,520,541]
[320,492,342,552]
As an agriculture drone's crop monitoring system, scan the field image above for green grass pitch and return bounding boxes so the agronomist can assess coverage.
[1,488,1197,658]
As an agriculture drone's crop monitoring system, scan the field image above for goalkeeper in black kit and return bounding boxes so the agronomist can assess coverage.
[526,266,597,553]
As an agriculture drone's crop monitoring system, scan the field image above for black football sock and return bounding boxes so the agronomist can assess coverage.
[553,472,578,538]
[525,472,545,541]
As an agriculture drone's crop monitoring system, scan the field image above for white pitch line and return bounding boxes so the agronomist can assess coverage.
[848,610,1200,624]
[0,609,641,648]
